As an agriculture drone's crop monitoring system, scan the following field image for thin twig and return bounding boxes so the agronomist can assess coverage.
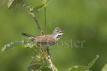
[29,13,44,35]
[35,50,48,61]
[31,48,48,61]
[44,7,46,34]
[0,0,8,7]
[37,43,45,55]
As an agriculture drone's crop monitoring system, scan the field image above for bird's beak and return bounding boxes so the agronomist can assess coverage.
[61,33,64,34]
[59,31,64,34]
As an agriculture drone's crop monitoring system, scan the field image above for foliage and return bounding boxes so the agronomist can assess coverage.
[0,0,106,71]
[67,55,99,71]
[1,41,23,52]
[85,55,99,70]
[26,0,50,11]
[1,0,50,11]
[1,38,99,71]
[8,0,28,8]
[101,64,107,71]
[1,38,58,71]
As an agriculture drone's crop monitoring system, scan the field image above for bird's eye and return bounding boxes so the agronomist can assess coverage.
[59,31,62,33]
[56,30,59,32]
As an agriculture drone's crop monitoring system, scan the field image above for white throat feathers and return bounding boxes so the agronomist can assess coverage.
[54,33,63,40]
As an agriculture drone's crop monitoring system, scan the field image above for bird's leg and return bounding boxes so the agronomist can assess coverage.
[46,47,52,60]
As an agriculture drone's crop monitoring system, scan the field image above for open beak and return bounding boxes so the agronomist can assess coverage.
[60,32,64,34]
[60,30,64,34]
[62,33,64,34]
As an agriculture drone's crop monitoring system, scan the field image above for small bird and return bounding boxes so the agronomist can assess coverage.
[22,27,64,48]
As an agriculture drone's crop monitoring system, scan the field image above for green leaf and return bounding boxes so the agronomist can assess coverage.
[68,55,99,71]
[85,55,99,70]
[8,0,28,9]
[27,0,51,11]
[101,64,107,71]
[68,65,85,71]
[26,3,45,11]
[1,38,37,52]
[24,42,36,48]
[42,0,51,5]
[1,41,23,52]
[38,61,52,71]
[27,60,51,71]
[27,64,42,71]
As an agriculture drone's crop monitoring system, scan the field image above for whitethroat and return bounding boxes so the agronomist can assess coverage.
[22,27,64,48]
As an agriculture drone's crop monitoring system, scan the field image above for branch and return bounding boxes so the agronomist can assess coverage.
[29,13,45,35]
[47,48,56,71]
[0,0,8,7]
[44,7,46,33]
[48,55,56,71]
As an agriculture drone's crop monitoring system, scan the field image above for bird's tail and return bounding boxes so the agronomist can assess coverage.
[22,33,35,38]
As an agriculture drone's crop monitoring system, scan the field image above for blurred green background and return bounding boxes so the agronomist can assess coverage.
[0,0,107,71]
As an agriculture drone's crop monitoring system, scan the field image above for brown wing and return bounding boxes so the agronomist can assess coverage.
[33,35,55,42]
